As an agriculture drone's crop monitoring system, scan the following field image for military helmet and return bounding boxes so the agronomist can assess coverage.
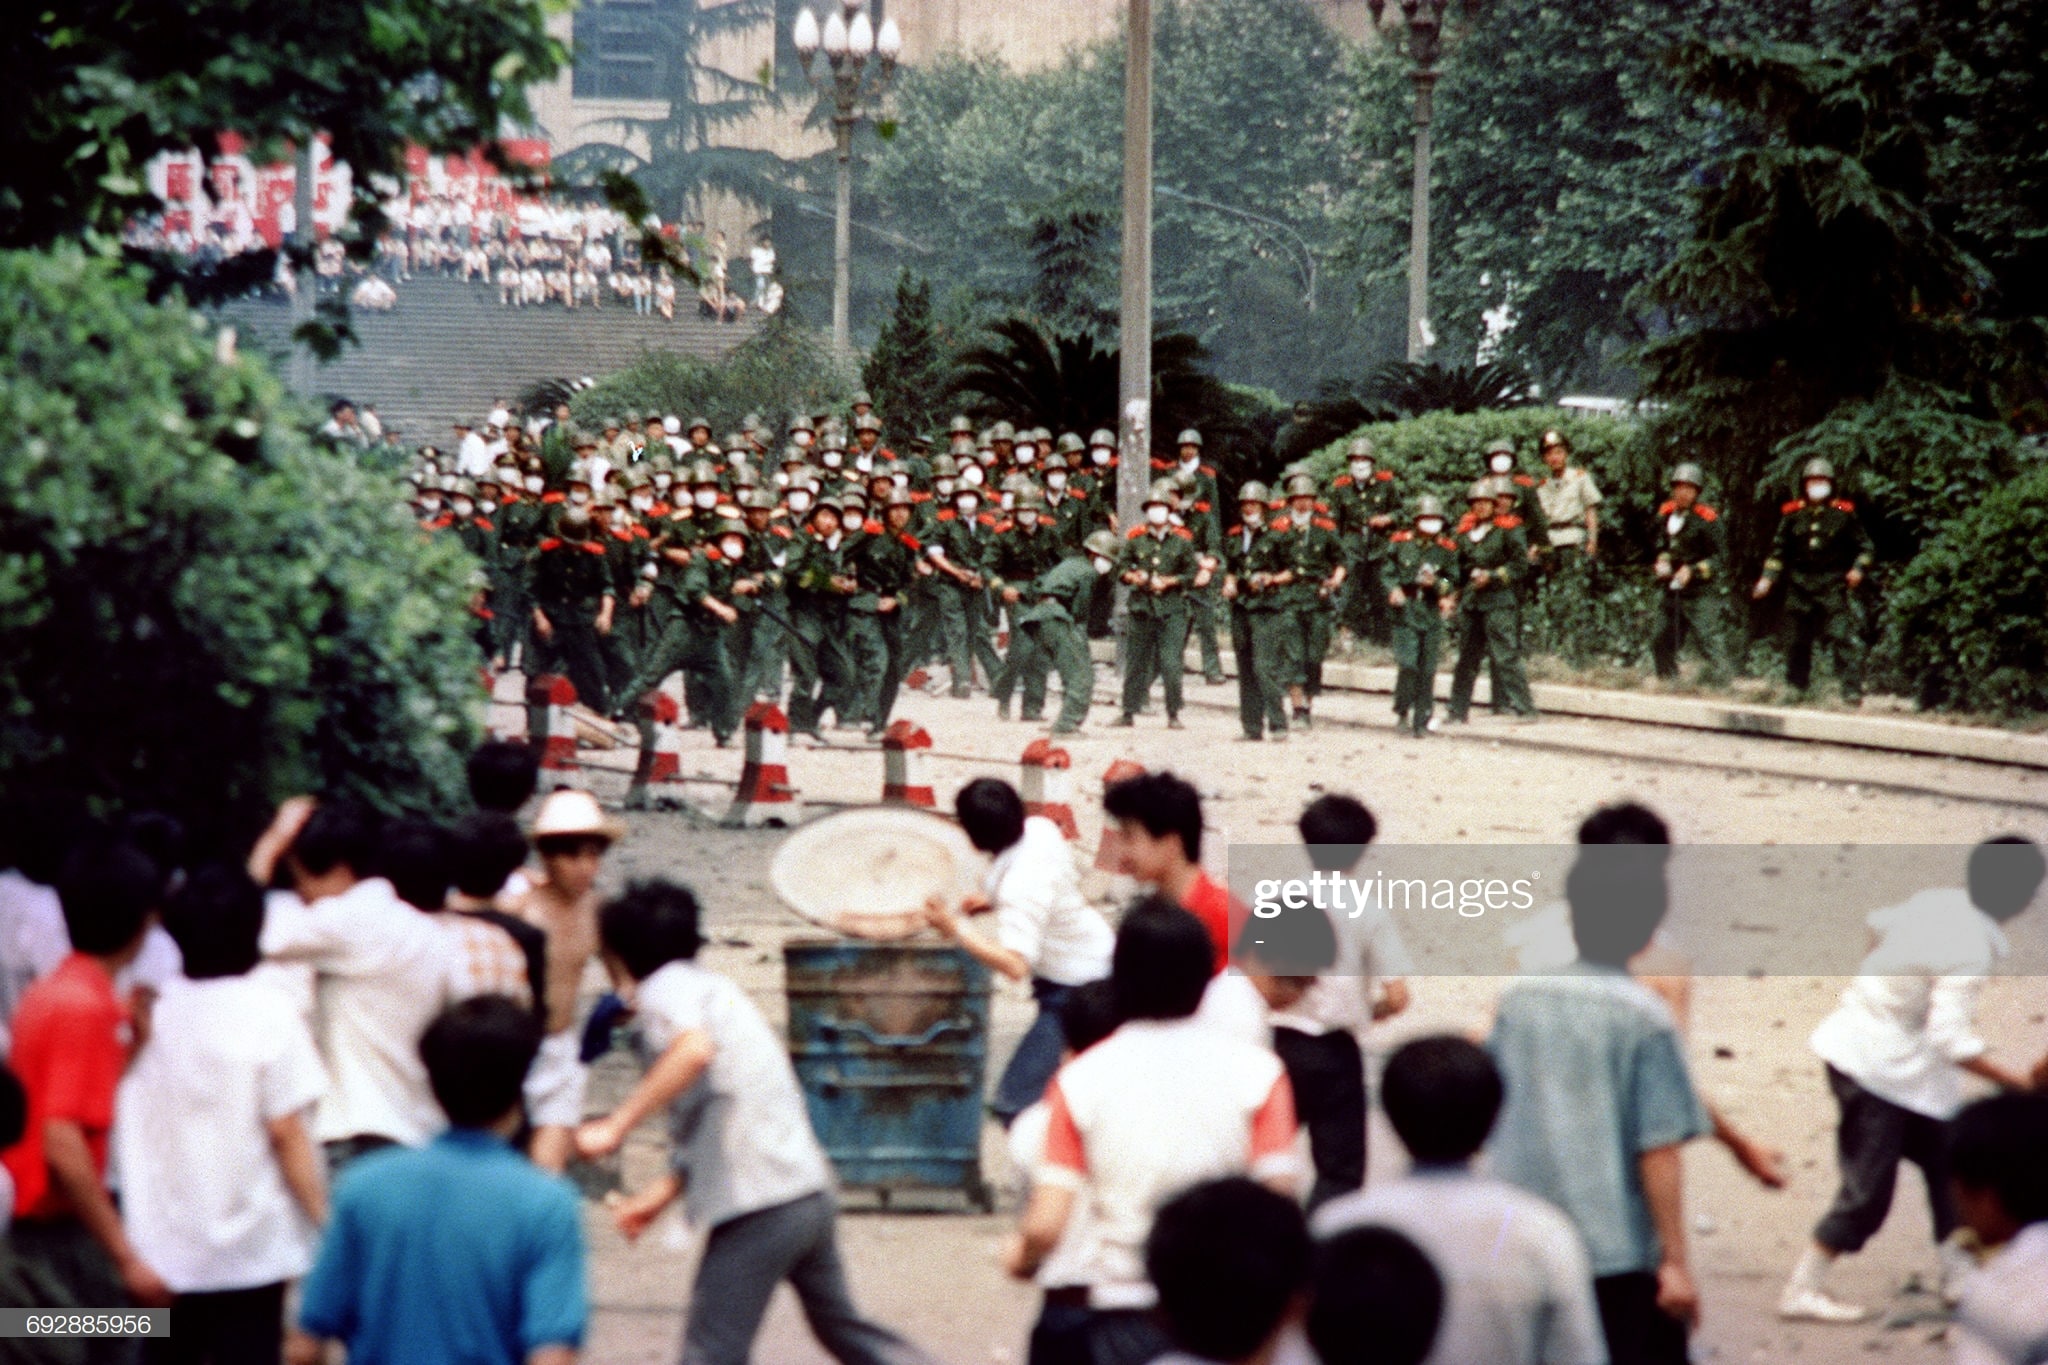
[732,468,761,490]
[565,460,595,487]
[646,452,676,476]
[853,413,882,433]
[1088,428,1117,449]
[930,453,960,479]
[850,390,874,409]
[1486,475,1518,499]
[779,444,809,466]
[816,429,846,454]
[875,486,910,508]
[1669,462,1706,489]
[475,469,503,489]
[685,415,711,435]
[840,486,868,508]
[1346,437,1375,461]
[1541,428,1569,451]
[1027,427,1051,444]
[1083,529,1121,559]
[1012,486,1047,512]
[620,465,652,491]
[1801,457,1836,481]
[1176,428,1203,449]
[1465,479,1496,503]
[1144,478,1178,507]
[948,415,975,436]
[988,420,1016,443]
[742,411,765,433]
[437,473,462,494]
[788,410,816,435]
[589,486,618,510]
[452,477,478,499]
[1236,480,1271,506]
[908,433,933,450]
[710,517,747,539]
[688,460,721,487]
[811,494,843,517]
[723,431,748,454]
[1484,437,1515,458]
[1000,471,1031,495]
[1055,432,1085,456]
[1413,494,1446,521]
[740,488,777,512]
[1284,473,1320,499]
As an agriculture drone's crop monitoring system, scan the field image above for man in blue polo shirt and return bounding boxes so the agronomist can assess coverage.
[291,996,587,1365]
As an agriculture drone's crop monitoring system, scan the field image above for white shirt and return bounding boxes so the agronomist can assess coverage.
[1040,1017,1299,1309]
[1195,968,1268,1045]
[634,960,831,1229]
[1952,1223,2048,1365]
[456,430,493,477]
[1809,888,2008,1118]
[1291,895,1413,1038]
[260,878,454,1144]
[988,818,1113,986]
[0,870,183,1035]
[1315,1167,1608,1365]
[114,975,326,1292]
[1007,1100,1099,1290]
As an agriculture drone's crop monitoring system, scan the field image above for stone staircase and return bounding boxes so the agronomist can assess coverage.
[216,277,763,441]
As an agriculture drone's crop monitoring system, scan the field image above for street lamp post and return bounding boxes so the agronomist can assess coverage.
[1375,0,1443,360]
[792,1,900,364]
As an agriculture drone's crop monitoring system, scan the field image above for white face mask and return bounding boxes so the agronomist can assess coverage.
[719,537,745,559]
[1000,493,1015,510]
[789,490,813,512]
[1017,510,1038,528]
[479,499,498,515]
[1417,517,1444,536]
[653,473,673,492]
[452,498,474,518]
[526,475,546,494]
[854,454,873,472]
[642,561,660,580]
[1489,454,1513,474]
[961,465,984,486]
[1092,556,1114,576]
[694,489,719,509]
[631,494,654,513]
[1046,471,1066,489]
[495,470,519,489]
[1806,480,1832,502]
[955,495,979,514]
[1242,507,1262,527]
[821,451,842,468]
[420,497,443,515]
[892,473,909,489]
[1091,447,1112,466]
[793,431,813,447]
[568,488,592,506]
[936,479,955,496]
[1015,444,1036,463]
[1350,461,1372,480]
[564,505,590,526]
[1146,505,1170,526]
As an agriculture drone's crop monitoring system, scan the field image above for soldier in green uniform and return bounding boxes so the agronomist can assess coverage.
[1328,437,1400,643]
[1114,479,1200,728]
[1168,429,1228,685]
[1042,455,1089,551]
[845,487,924,736]
[1248,473,1347,727]
[1381,495,1461,737]
[988,486,1066,721]
[997,529,1119,735]
[1652,463,1727,684]
[927,479,1004,697]
[527,500,618,737]
[622,515,742,758]
[1483,437,1545,534]
[730,489,793,707]
[1752,457,1874,703]
[1446,480,1538,722]
[1219,482,1288,741]
[785,497,858,738]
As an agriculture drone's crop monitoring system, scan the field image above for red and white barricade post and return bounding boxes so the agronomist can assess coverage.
[881,721,936,808]
[1020,740,1078,839]
[528,674,580,771]
[644,691,686,785]
[724,703,801,827]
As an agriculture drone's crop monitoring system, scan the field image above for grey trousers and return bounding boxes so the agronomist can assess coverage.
[683,1191,931,1365]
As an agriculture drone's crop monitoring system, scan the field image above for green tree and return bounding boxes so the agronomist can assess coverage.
[862,271,952,440]
[0,249,482,843]
[570,311,848,437]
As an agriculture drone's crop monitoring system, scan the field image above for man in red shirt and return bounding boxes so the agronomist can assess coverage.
[1102,771,1236,972]
[4,839,171,1319]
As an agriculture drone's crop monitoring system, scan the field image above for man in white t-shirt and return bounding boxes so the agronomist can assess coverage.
[575,880,932,1365]
[1782,837,2046,1322]
[923,778,1113,1126]
[116,865,327,1364]
[250,799,454,1172]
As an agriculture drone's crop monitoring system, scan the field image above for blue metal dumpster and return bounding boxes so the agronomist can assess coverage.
[784,939,994,1210]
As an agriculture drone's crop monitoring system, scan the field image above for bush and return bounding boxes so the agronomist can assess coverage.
[0,249,482,850]
[570,313,849,438]
[1886,463,2048,716]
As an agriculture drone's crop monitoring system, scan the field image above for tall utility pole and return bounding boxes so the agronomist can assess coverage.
[831,115,855,364]
[288,139,317,396]
[1116,0,1154,540]
[1398,0,1443,361]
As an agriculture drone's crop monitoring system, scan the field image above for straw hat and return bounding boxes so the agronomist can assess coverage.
[530,789,624,843]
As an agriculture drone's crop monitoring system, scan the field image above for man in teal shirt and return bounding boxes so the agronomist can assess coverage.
[295,998,587,1365]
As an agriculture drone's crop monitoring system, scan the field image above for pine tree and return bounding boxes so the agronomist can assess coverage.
[863,271,949,440]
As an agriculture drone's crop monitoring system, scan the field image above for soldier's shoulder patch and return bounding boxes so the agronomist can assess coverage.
[911,491,932,502]
[539,537,563,551]
[1514,474,1536,487]
[581,540,608,555]
[771,525,793,539]
[1271,515,1294,532]
[1201,464,1217,477]
[1493,514,1523,529]
[703,546,725,562]
[474,517,495,531]
[1150,458,1173,472]
[1376,469,1395,482]
[1437,535,1461,551]
[1193,500,1211,513]
[1657,500,1678,516]
[1781,499,1805,515]
[1332,475,1354,488]
[1831,498,1856,513]
[1389,529,1414,543]
[936,508,957,522]
[1173,527,1194,540]
[1312,517,1337,531]
[863,519,884,534]
[1226,523,1244,538]
[978,513,1000,527]
[1695,504,1718,521]
[900,533,922,551]
[1126,526,1147,539]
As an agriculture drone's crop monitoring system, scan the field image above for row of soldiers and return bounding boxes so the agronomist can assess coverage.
[402,409,1879,781]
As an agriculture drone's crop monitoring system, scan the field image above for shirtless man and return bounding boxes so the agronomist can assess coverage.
[516,789,620,1172]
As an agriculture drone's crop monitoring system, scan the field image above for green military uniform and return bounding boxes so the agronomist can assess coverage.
[1166,437,1227,686]
[988,497,1066,721]
[731,496,794,707]
[622,524,738,745]
[1761,459,1873,701]
[1381,502,1461,736]
[1447,483,1538,721]
[1010,537,1113,734]
[1652,466,1727,683]
[528,512,618,724]
[1116,485,1201,726]
[1220,487,1288,740]
[785,510,859,737]
[927,498,1006,697]
[1246,486,1346,720]
[845,497,923,733]
[1327,438,1401,642]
